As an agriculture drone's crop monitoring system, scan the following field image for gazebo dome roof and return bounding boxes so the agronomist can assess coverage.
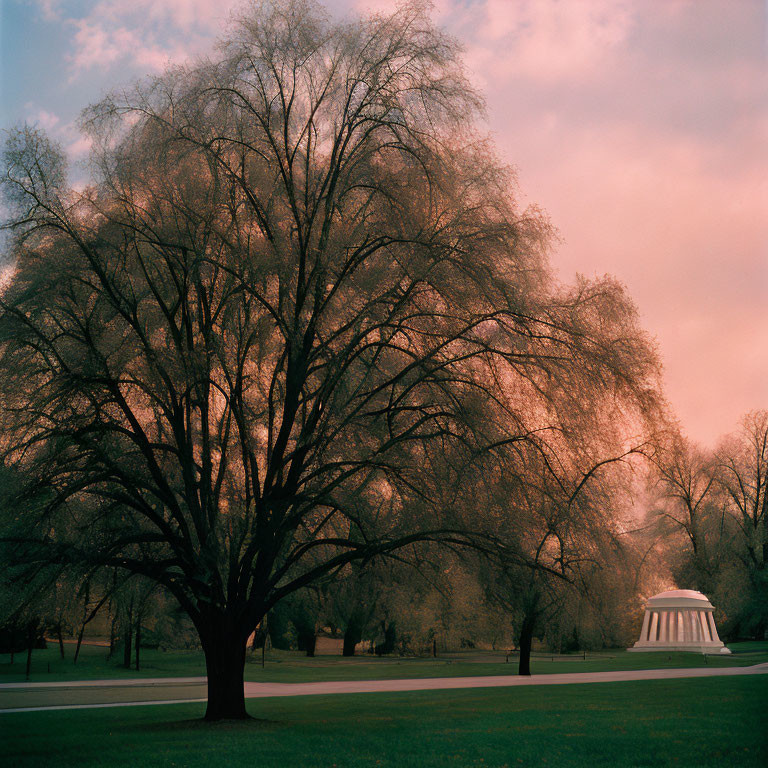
[645,589,714,609]
[650,589,708,601]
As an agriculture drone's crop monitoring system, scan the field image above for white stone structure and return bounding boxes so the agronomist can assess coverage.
[629,589,730,654]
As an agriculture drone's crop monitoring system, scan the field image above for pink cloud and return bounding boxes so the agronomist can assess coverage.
[26,107,61,133]
[477,0,634,78]
[63,0,236,75]
[69,19,124,71]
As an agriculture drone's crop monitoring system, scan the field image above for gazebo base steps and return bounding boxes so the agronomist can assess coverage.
[628,644,731,654]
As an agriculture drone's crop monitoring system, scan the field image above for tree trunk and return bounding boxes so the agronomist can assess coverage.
[73,621,86,665]
[343,624,362,657]
[123,597,134,669]
[123,625,133,670]
[202,628,249,721]
[56,623,65,659]
[74,581,90,665]
[26,620,39,680]
[518,612,536,677]
[135,622,141,671]
[108,613,117,660]
[295,625,317,657]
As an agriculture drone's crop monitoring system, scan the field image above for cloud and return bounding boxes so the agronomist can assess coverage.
[26,107,61,133]
[35,0,64,22]
[473,0,634,80]
[52,0,237,76]
[464,0,767,445]
[345,0,767,445]
[66,134,93,159]
[24,103,91,160]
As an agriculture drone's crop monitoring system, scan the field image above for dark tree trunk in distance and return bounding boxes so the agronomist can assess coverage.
[375,621,397,656]
[74,581,90,665]
[135,622,141,671]
[25,621,39,680]
[56,623,65,659]
[73,622,86,665]
[108,613,117,660]
[518,612,536,677]
[343,624,363,657]
[298,631,316,657]
[123,597,134,669]
[123,627,132,670]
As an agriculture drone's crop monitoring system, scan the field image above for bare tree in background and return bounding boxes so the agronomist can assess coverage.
[481,431,652,675]
[648,412,767,638]
[715,411,768,636]
[1,0,660,718]
[650,435,727,592]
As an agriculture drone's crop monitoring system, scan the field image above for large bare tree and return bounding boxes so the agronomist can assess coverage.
[1,0,659,718]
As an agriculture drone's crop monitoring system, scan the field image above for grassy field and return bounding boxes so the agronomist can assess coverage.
[2,676,766,767]
[2,641,767,684]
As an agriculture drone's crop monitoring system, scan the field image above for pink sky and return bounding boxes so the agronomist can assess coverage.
[5,0,767,446]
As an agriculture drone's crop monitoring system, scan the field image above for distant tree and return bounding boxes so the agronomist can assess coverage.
[648,413,768,639]
[649,434,728,593]
[714,411,768,636]
[322,560,384,656]
[0,0,659,718]
[475,316,660,676]
[480,434,654,675]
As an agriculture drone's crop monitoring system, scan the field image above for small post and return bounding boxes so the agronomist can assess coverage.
[261,614,268,669]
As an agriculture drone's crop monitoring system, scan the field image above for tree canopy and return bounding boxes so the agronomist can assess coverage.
[0,0,661,718]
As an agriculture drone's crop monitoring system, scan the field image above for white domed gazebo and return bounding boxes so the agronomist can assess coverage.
[629,589,730,654]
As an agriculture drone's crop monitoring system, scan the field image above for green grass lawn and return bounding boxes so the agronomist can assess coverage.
[2,641,766,684]
[2,676,766,767]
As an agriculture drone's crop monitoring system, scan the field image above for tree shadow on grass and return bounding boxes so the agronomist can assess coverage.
[124,715,284,734]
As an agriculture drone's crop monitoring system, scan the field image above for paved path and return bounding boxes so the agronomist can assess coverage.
[2,663,766,713]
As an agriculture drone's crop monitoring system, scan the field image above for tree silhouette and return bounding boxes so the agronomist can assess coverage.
[1,0,660,718]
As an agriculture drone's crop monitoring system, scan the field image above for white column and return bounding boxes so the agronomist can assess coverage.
[684,610,693,643]
[699,611,711,642]
[640,610,651,642]
[707,612,721,642]
[659,611,668,642]
[649,612,659,642]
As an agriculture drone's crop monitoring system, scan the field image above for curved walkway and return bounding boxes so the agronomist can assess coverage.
[2,662,767,713]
